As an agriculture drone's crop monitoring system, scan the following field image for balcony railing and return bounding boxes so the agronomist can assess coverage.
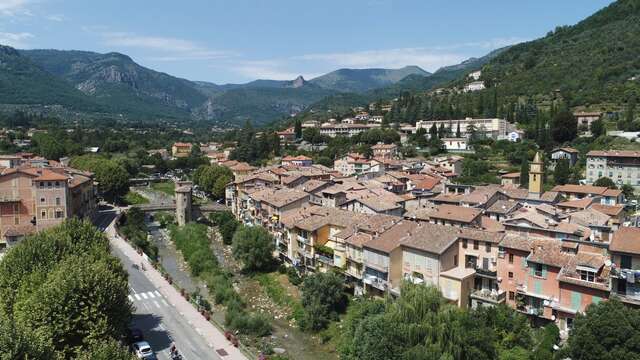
[363,275,387,290]
[475,266,497,277]
[470,289,506,303]
[297,235,310,245]
[316,254,334,265]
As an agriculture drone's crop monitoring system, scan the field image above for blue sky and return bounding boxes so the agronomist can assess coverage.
[0,0,614,84]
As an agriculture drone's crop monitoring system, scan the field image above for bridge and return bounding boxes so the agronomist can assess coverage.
[133,202,229,213]
[129,177,172,185]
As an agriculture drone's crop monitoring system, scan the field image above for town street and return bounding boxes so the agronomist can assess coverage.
[94,206,248,360]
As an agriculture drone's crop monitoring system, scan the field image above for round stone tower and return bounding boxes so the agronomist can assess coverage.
[175,181,193,226]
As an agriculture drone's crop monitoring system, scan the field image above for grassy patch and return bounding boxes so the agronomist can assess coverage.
[124,191,149,205]
[151,181,175,196]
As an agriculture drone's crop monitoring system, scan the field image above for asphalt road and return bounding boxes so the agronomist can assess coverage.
[94,206,222,360]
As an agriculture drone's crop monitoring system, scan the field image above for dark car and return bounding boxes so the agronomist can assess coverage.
[127,328,144,343]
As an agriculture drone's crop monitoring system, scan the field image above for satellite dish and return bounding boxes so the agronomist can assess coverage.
[605,259,612,267]
[551,315,556,321]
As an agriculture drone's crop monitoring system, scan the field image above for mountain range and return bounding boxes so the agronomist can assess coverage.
[3,0,636,126]
[0,48,436,125]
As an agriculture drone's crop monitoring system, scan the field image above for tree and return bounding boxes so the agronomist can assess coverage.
[70,155,129,202]
[590,119,605,138]
[232,226,275,272]
[429,123,438,140]
[456,121,462,138]
[566,300,640,360]
[520,154,530,188]
[554,158,570,185]
[621,184,635,199]
[294,119,302,139]
[0,220,131,359]
[593,177,617,189]
[193,165,233,199]
[300,272,347,331]
[550,110,578,143]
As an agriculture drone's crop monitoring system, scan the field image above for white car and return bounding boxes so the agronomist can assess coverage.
[132,341,156,359]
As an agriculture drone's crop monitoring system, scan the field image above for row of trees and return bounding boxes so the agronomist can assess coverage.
[192,164,233,199]
[0,220,132,358]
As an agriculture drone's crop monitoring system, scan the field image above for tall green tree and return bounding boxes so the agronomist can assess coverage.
[300,272,347,331]
[294,119,302,139]
[550,110,578,143]
[520,154,530,188]
[554,158,570,185]
[232,226,275,272]
[565,300,640,360]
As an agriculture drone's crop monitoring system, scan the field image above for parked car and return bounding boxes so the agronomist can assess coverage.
[132,341,156,359]
[127,328,144,343]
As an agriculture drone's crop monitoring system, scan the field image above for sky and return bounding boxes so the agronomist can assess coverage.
[0,0,614,84]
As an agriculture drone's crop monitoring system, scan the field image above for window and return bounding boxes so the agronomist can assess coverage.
[473,240,479,250]
[41,210,47,219]
[55,181,60,187]
[509,291,515,301]
[620,255,632,269]
[454,255,458,267]
[462,239,467,248]
[55,197,61,205]
[47,182,52,188]
[40,197,45,203]
[39,182,44,188]
[485,242,491,252]
[55,210,64,219]
[508,254,514,264]
[579,270,595,282]
[534,263,543,277]
[508,271,514,278]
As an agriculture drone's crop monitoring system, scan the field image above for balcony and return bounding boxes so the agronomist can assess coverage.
[345,267,362,279]
[363,275,387,291]
[470,289,506,304]
[316,253,334,265]
[297,235,310,245]
[297,248,314,259]
[475,266,497,278]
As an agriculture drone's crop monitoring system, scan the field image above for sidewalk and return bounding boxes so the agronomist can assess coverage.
[105,215,249,360]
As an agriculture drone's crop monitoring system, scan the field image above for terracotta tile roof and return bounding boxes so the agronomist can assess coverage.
[35,169,69,181]
[250,187,309,209]
[430,204,482,223]
[282,155,312,161]
[587,150,640,158]
[486,200,520,214]
[558,252,610,291]
[480,216,505,233]
[371,143,398,150]
[526,239,572,268]
[365,221,418,253]
[501,172,521,179]
[2,224,37,238]
[568,209,610,227]
[590,204,624,217]
[552,184,608,195]
[412,177,440,191]
[230,162,256,172]
[557,198,593,209]
[173,142,192,147]
[499,233,534,252]
[610,227,640,255]
[552,147,579,154]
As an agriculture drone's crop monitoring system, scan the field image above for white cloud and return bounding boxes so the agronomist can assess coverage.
[0,31,33,47]
[46,14,64,22]
[0,0,32,17]
[101,32,235,61]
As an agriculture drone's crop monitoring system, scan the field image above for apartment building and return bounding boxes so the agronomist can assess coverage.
[416,118,508,139]
[171,142,192,158]
[586,150,640,188]
[371,143,399,159]
[498,235,609,332]
[319,123,378,138]
[0,167,96,250]
[609,228,640,306]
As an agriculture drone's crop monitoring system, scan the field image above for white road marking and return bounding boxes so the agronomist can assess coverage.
[128,295,134,301]
[161,299,169,306]
[141,292,148,299]
[142,302,151,311]
[153,300,160,308]
[134,294,141,300]
[147,292,156,299]
[154,290,161,297]
[129,285,137,294]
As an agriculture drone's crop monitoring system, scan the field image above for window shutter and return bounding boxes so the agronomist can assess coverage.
[521,257,527,269]
[534,280,542,295]
[541,265,548,279]
[592,296,602,304]
[571,291,582,310]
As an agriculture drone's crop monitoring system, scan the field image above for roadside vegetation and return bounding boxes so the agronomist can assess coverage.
[124,190,150,205]
[119,207,158,260]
